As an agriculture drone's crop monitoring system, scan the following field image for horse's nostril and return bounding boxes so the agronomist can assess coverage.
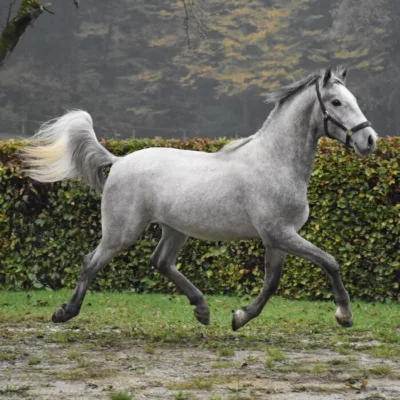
[368,135,374,148]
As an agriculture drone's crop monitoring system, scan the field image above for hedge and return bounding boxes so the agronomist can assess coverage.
[0,137,399,301]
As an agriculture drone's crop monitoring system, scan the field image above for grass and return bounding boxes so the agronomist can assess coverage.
[55,368,115,380]
[266,347,285,361]
[174,392,191,400]
[369,345,400,359]
[265,346,285,368]
[0,352,16,361]
[143,344,156,354]
[66,350,82,360]
[46,356,67,364]
[219,347,235,357]
[313,363,327,375]
[212,361,236,369]
[109,393,133,400]
[265,358,274,369]
[168,374,236,390]
[0,385,30,395]
[27,356,41,365]
[368,365,396,377]
[0,290,399,361]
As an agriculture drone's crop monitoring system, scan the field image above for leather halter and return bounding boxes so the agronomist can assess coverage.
[316,82,372,148]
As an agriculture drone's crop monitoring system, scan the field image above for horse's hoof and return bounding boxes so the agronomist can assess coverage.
[232,309,248,331]
[335,307,353,328]
[51,304,72,323]
[194,304,210,325]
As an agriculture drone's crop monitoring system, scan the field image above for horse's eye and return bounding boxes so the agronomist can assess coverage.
[332,99,342,107]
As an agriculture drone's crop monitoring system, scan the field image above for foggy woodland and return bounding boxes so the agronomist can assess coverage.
[1,0,399,139]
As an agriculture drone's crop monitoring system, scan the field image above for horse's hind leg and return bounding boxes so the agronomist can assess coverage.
[52,243,115,322]
[52,218,148,323]
[151,225,210,325]
[232,248,286,331]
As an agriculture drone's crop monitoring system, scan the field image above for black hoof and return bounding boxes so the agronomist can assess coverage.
[232,320,239,332]
[336,317,353,328]
[51,304,74,323]
[194,304,210,325]
[335,308,353,328]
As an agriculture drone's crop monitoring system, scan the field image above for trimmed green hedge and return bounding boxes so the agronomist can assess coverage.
[0,137,399,301]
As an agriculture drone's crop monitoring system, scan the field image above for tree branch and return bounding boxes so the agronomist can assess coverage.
[189,0,207,39]
[43,2,54,15]
[181,0,190,47]
[0,0,44,67]
[181,0,208,47]
[7,0,18,25]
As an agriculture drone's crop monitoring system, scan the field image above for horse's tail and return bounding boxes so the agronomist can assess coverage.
[22,110,117,193]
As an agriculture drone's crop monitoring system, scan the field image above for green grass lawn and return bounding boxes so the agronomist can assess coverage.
[0,290,399,355]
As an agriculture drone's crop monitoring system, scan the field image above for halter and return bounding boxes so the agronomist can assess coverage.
[316,82,371,149]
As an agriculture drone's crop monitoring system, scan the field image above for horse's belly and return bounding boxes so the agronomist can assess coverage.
[174,224,259,241]
[157,207,259,241]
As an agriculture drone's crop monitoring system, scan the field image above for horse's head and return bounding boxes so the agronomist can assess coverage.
[314,66,378,156]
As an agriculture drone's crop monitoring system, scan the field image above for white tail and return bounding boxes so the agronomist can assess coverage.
[22,110,117,193]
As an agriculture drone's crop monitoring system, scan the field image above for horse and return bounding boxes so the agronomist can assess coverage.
[22,66,378,330]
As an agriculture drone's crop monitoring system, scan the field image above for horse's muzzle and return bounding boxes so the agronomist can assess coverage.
[351,128,378,157]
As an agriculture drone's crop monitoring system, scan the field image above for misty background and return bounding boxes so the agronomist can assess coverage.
[1,0,399,140]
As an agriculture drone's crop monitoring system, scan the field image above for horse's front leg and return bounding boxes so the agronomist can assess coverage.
[273,229,353,327]
[232,248,286,331]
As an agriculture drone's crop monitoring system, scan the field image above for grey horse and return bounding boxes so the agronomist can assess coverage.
[22,66,378,330]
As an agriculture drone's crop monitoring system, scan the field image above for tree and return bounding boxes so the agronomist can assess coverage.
[0,0,206,67]
[0,1,80,66]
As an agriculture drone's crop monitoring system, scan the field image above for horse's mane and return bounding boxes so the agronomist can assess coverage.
[265,66,346,105]
[220,135,256,152]
[221,66,346,153]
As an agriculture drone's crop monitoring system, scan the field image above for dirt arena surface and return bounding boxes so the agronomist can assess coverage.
[1,326,399,400]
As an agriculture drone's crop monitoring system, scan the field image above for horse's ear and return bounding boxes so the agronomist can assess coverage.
[323,66,332,86]
[340,65,349,83]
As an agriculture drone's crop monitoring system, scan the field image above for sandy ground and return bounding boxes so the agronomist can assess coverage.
[0,326,399,400]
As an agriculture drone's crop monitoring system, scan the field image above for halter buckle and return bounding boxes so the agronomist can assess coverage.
[323,110,329,120]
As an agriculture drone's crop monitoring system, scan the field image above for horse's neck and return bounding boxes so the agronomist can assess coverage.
[257,88,318,184]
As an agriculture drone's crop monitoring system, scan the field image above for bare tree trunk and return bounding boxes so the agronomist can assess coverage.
[0,0,44,67]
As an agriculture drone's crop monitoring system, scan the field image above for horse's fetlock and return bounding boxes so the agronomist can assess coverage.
[156,259,170,273]
[190,294,205,306]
